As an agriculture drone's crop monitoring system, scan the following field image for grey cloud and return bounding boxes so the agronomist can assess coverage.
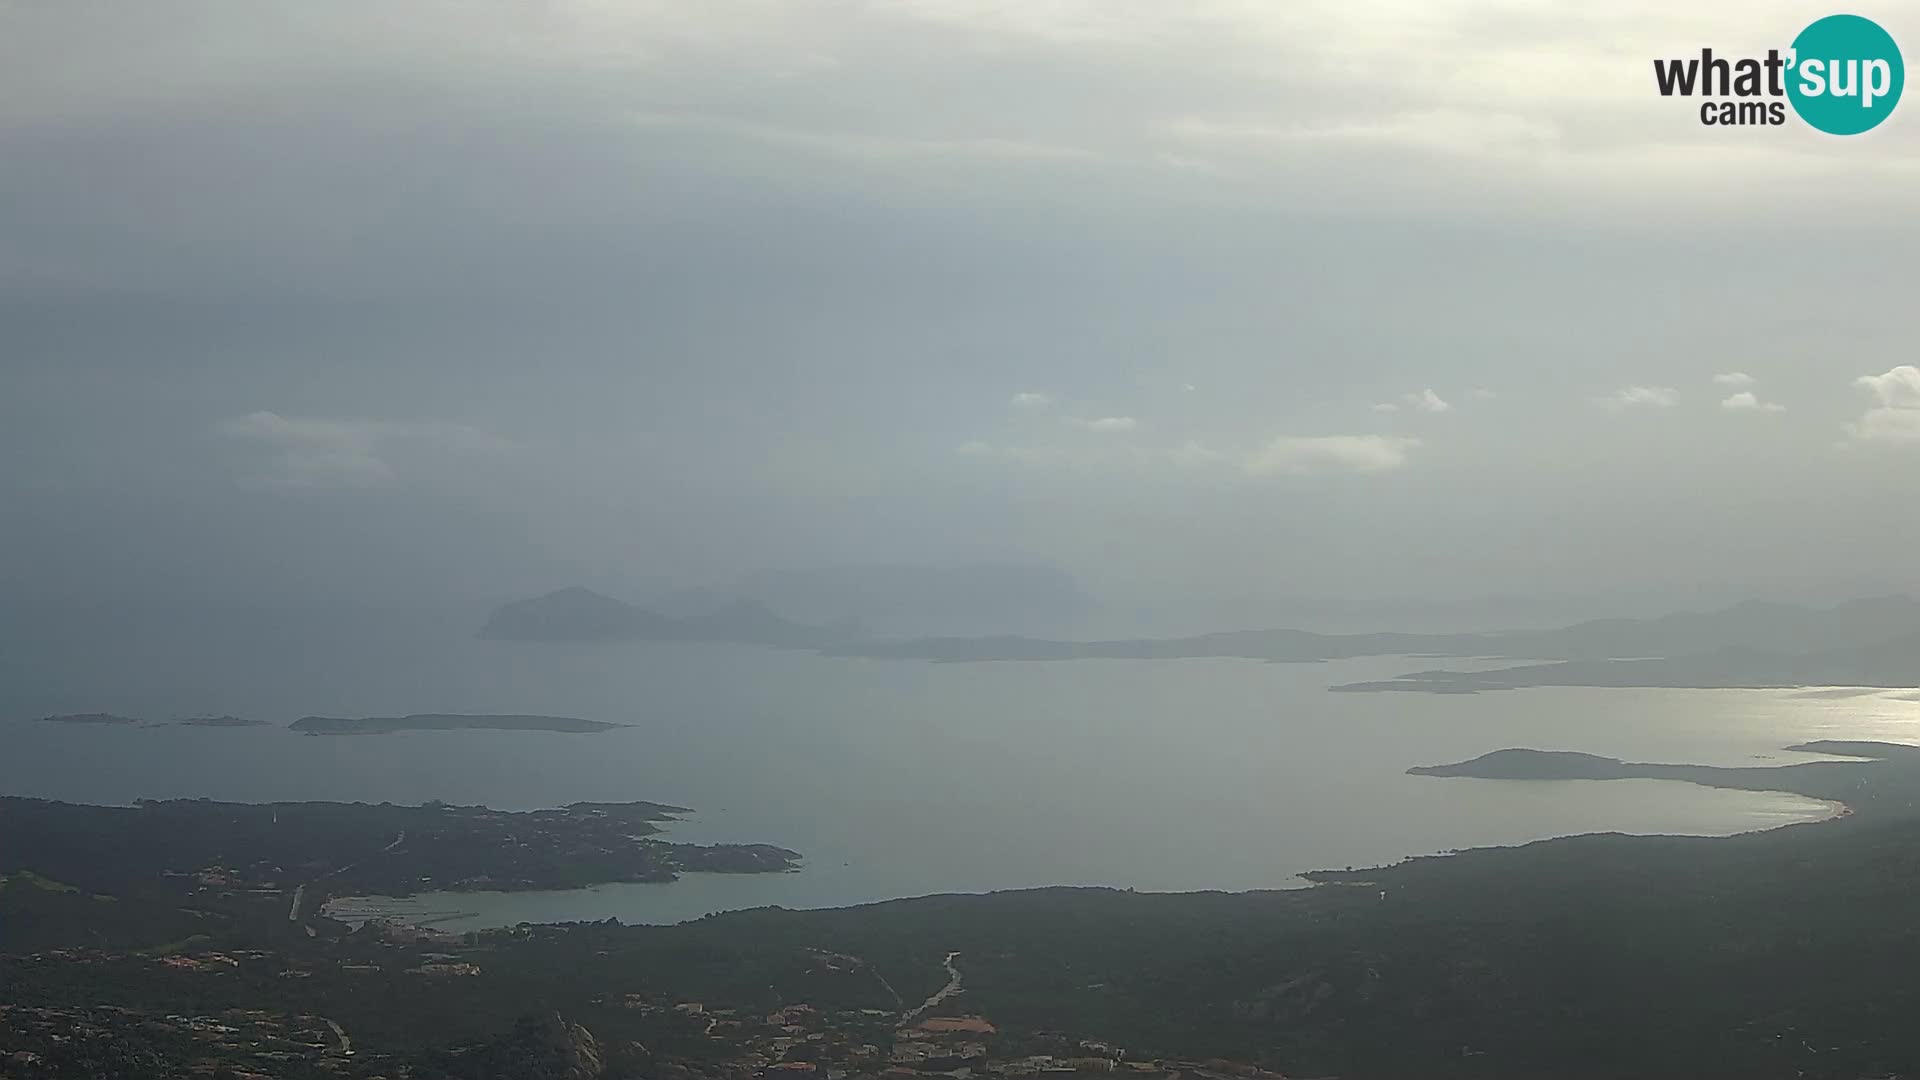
[215,412,512,489]
[1243,435,1419,476]
[8,1,1920,625]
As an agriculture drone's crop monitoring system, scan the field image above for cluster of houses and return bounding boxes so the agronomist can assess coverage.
[631,996,1304,1080]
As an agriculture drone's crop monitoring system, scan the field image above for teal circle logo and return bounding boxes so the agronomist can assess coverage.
[1787,14,1904,134]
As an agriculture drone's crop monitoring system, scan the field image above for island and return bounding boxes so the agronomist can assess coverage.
[36,712,142,725]
[1407,747,1649,780]
[844,596,1920,680]
[1398,740,1920,817]
[173,715,268,728]
[827,626,1500,663]
[476,591,1920,699]
[290,713,625,735]
[1332,635,1920,693]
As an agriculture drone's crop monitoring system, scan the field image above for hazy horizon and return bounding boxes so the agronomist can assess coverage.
[9,1,1920,637]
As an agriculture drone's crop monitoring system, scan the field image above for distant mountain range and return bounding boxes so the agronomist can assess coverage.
[828,626,1499,663]
[480,588,1920,692]
[825,595,1920,666]
[1489,595,1920,663]
[1335,631,1920,694]
[661,563,1092,627]
[479,587,846,647]
[1332,597,1920,694]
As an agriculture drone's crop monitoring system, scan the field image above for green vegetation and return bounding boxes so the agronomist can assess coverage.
[140,934,216,957]
[0,870,80,894]
[0,796,797,954]
[16,745,1920,1076]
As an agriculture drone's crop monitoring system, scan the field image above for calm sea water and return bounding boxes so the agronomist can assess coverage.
[3,628,1910,926]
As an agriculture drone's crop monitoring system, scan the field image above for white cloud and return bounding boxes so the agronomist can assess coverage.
[1720,392,1783,414]
[1074,416,1138,433]
[1468,388,1496,401]
[1713,372,1755,388]
[1847,367,1920,444]
[1597,385,1678,410]
[1010,391,1053,410]
[1244,435,1419,476]
[1849,408,1920,445]
[957,431,1411,476]
[1856,366,1920,409]
[215,411,510,488]
[955,438,1215,469]
[1374,389,1452,414]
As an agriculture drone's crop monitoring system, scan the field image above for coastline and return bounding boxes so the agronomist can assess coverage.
[325,777,1840,931]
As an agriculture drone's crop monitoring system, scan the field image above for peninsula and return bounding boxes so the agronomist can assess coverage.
[1399,740,1919,817]
[0,795,798,953]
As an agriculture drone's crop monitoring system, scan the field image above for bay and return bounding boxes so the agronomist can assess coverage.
[3,629,1902,926]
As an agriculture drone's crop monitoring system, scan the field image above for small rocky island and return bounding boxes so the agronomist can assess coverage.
[37,713,142,725]
[175,715,268,728]
[291,713,624,735]
[1409,748,1642,780]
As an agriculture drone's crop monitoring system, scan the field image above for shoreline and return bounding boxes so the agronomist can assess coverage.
[319,780,1841,931]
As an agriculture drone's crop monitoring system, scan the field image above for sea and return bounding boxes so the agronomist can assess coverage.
[3,618,1912,927]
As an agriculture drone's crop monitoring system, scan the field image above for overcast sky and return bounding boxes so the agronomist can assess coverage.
[6,0,1920,629]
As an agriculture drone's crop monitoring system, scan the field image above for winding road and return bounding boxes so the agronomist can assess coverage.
[323,1017,352,1055]
[903,952,963,1022]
